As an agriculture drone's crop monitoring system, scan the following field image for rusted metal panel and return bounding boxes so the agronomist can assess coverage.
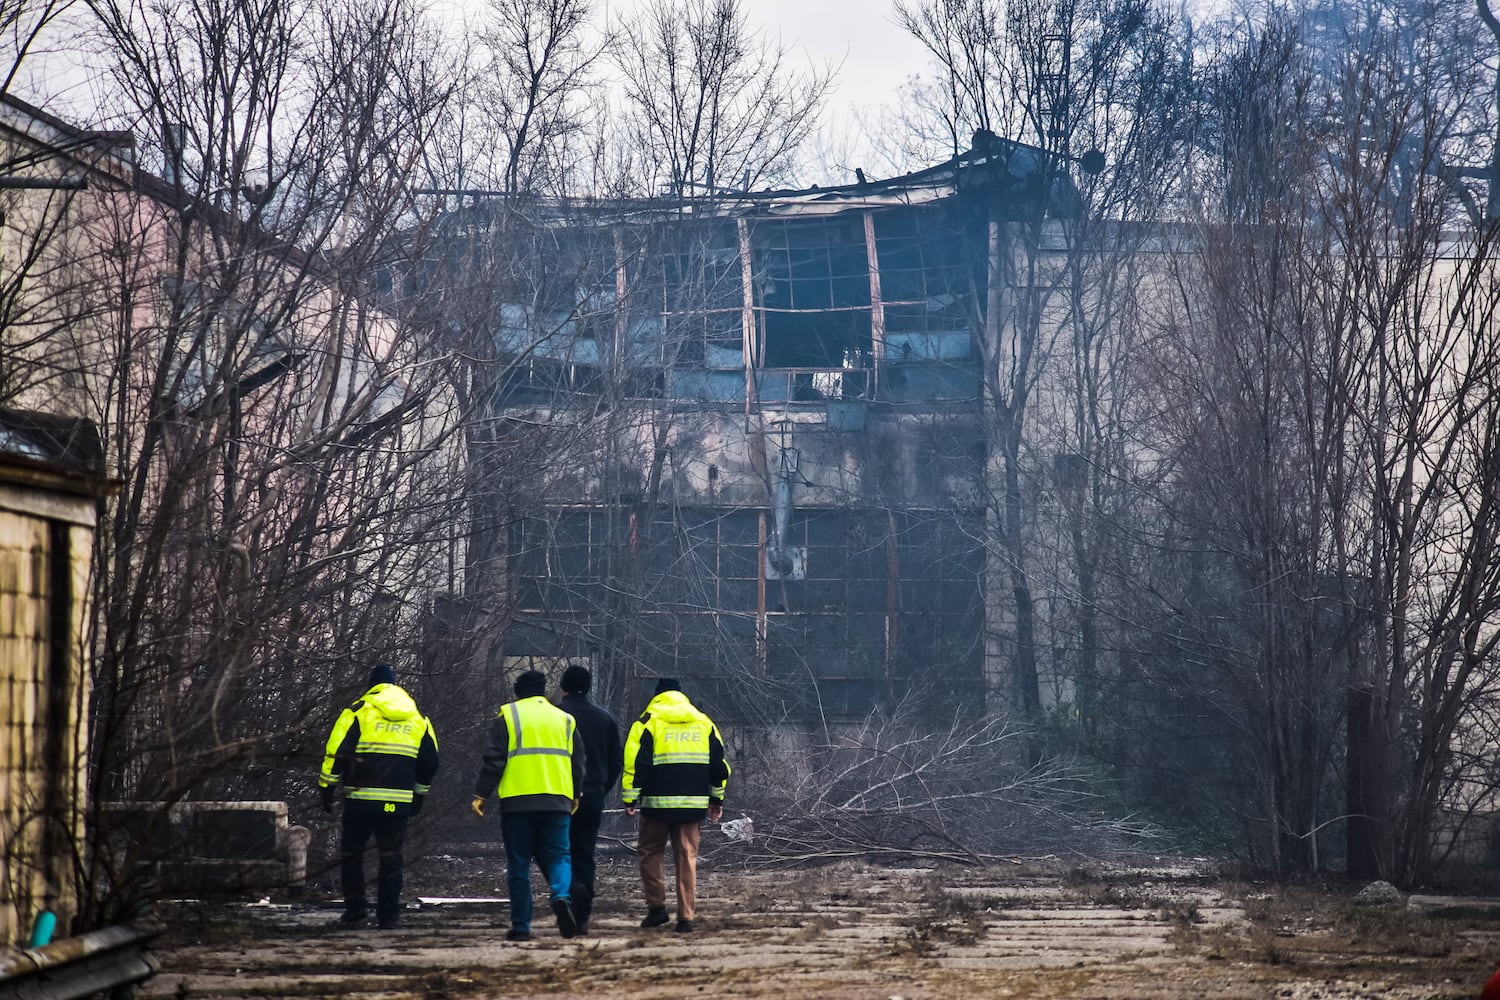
[0,920,160,999]
[0,510,92,949]
[1,510,51,948]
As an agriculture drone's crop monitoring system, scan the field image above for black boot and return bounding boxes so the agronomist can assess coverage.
[640,906,670,928]
[551,896,579,938]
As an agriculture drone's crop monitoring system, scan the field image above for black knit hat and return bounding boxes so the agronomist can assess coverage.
[514,669,547,698]
[654,677,681,695]
[369,663,397,687]
[561,664,592,695]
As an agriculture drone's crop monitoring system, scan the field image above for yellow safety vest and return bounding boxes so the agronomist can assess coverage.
[498,696,577,800]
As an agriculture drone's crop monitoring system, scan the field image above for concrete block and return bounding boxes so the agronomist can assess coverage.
[173,801,287,861]
[156,859,292,894]
[100,801,297,895]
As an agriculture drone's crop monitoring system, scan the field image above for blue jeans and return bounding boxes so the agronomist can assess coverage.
[499,811,572,931]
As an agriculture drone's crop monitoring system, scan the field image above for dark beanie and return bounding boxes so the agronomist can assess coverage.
[561,665,592,695]
[654,677,681,695]
[514,669,547,698]
[369,663,397,687]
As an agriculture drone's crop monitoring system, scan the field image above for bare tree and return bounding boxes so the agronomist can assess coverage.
[1476,0,1500,219]
[892,0,1123,717]
[0,0,75,97]
[894,0,1007,158]
[457,0,605,195]
[41,0,471,926]
[1027,0,1193,733]
[612,0,831,196]
[1111,0,1500,879]
[1328,1,1500,881]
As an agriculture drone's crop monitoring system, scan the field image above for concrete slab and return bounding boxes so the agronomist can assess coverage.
[1407,894,1500,918]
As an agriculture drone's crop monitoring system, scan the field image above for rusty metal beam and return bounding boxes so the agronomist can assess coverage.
[0,921,160,999]
[0,177,87,190]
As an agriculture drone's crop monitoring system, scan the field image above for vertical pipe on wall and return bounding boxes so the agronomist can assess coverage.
[863,212,885,398]
[738,218,757,417]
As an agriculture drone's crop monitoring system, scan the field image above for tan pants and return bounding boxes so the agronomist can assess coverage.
[637,816,702,920]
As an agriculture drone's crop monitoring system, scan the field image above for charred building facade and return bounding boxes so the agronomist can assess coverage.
[411,136,1081,724]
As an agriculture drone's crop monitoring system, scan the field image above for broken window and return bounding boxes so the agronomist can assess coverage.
[157,277,298,411]
[873,206,981,401]
[654,222,742,369]
[873,205,973,332]
[494,228,615,401]
[756,216,872,372]
[506,505,984,718]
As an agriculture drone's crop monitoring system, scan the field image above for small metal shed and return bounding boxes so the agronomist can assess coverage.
[0,408,108,946]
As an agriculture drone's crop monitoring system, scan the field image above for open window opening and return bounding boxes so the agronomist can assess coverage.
[872,205,981,401]
[654,222,742,368]
[757,217,872,399]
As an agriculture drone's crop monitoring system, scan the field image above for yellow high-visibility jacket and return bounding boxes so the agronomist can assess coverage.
[320,683,439,813]
[472,695,585,814]
[622,690,729,822]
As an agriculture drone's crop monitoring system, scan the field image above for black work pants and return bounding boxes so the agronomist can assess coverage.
[340,805,408,926]
[568,789,606,924]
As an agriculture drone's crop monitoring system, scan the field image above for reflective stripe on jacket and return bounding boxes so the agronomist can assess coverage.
[320,683,440,812]
[622,690,729,822]
[472,695,585,814]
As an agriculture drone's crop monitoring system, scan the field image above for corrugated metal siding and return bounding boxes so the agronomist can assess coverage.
[0,511,88,946]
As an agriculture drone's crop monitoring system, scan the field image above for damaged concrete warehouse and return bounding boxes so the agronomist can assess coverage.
[403,131,1085,725]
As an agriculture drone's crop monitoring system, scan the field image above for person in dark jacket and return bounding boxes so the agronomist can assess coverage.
[319,663,440,929]
[558,664,622,935]
[622,678,730,934]
[470,669,587,941]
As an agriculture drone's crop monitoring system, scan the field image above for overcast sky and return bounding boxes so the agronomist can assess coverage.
[428,0,934,119]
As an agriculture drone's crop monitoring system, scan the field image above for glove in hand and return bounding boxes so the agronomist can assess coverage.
[411,794,425,816]
[470,796,486,819]
[319,785,335,813]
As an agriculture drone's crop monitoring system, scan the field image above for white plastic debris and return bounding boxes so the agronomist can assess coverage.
[721,817,754,842]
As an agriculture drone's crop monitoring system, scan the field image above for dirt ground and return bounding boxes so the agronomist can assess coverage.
[138,847,1500,1000]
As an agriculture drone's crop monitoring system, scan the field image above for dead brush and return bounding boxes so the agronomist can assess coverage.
[890,922,942,958]
[898,887,991,949]
[782,914,842,943]
[1244,925,1294,967]
[1070,881,1131,907]
[1240,893,1276,924]
[1156,899,1203,926]
[737,890,780,913]
[1330,904,1457,959]
[726,698,1165,866]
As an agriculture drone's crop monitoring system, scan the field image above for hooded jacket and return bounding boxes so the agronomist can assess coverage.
[321,683,440,814]
[621,690,729,823]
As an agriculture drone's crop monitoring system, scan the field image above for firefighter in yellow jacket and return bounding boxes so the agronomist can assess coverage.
[319,663,439,929]
[622,677,730,934]
[471,669,587,941]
